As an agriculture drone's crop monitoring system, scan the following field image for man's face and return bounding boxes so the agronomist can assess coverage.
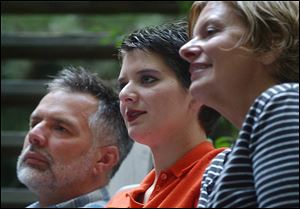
[17,90,99,193]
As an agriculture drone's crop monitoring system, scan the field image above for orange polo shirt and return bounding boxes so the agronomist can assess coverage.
[106,141,225,208]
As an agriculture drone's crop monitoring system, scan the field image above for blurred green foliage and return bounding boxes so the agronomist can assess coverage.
[1,60,120,80]
[2,14,182,46]
[2,15,167,34]
[178,1,194,14]
[211,117,238,148]
[214,136,236,148]
[1,106,34,131]
[1,13,183,81]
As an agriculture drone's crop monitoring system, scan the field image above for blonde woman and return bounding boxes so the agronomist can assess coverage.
[180,1,299,208]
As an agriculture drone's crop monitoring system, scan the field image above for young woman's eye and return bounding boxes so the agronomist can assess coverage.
[118,82,127,91]
[141,75,157,84]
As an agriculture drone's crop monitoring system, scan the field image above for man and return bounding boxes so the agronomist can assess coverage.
[16,67,133,208]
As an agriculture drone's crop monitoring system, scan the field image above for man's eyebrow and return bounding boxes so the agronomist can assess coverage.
[30,114,77,128]
[30,114,41,121]
[52,118,76,127]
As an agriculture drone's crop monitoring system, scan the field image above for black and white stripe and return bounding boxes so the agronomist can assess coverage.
[199,83,299,208]
[198,149,231,208]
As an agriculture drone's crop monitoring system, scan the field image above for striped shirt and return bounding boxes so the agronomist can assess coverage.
[200,83,299,208]
[198,149,231,208]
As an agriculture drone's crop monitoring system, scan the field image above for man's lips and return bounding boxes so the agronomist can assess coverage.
[24,151,49,169]
[126,109,147,123]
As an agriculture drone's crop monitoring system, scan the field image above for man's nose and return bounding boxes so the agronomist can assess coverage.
[28,123,48,147]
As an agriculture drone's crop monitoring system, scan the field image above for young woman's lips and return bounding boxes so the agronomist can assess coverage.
[24,151,49,170]
[126,109,147,123]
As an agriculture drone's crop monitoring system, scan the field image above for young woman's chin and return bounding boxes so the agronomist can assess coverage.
[128,128,147,142]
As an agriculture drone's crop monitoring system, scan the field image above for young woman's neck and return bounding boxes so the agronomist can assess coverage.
[150,120,207,174]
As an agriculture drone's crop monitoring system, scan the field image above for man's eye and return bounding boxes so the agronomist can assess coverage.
[29,120,39,129]
[29,122,37,129]
[54,126,68,133]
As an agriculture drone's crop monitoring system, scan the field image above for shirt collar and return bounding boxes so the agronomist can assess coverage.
[137,141,214,190]
[168,141,214,177]
[26,187,109,208]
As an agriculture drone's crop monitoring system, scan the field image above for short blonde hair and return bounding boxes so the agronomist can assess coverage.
[189,1,299,83]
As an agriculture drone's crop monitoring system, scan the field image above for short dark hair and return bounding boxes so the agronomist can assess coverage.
[47,66,133,178]
[119,22,220,135]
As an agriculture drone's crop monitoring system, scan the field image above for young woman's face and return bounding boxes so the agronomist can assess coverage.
[119,50,198,147]
[180,1,260,106]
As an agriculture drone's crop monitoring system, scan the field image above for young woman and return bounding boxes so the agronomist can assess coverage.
[106,22,226,208]
[180,1,299,208]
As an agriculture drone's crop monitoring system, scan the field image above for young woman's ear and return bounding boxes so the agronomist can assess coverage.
[93,145,119,175]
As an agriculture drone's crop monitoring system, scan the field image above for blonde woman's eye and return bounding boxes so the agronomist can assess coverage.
[206,26,218,36]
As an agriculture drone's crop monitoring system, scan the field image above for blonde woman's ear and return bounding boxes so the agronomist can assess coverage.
[258,49,281,66]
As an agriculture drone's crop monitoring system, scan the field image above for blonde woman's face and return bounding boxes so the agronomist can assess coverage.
[180,1,261,105]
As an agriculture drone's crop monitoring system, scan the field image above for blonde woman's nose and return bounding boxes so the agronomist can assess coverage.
[180,42,202,63]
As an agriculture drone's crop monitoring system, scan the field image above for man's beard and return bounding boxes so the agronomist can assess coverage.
[16,145,96,195]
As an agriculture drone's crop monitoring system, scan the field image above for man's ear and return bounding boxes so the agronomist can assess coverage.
[93,145,119,175]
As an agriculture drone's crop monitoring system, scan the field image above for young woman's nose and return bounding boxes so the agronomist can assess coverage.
[179,42,202,63]
[28,123,48,147]
[119,83,138,105]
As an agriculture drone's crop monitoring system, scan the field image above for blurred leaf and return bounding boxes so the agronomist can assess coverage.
[1,60,32,79]
[1,106,34,131]
[214,136,235,148]
[177,1,194,14]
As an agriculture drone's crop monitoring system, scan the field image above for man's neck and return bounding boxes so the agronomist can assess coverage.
[38,186,93,207]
